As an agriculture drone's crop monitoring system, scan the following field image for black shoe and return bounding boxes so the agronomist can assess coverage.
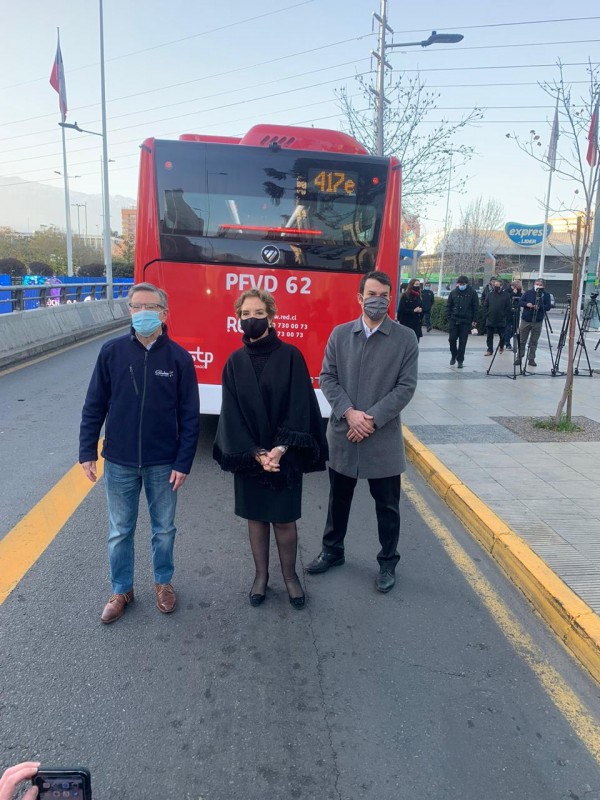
[528,359,537,367]
[375,570,396,593]
[306,551,345,574]
[450,357,456,365]
[284,574,305,609]
[457,362,463,369]
[249,574,268,606]
[427,327,432,332]
[514,357,522,366]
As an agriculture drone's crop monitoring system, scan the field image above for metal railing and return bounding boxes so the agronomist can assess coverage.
[0,281,131,313]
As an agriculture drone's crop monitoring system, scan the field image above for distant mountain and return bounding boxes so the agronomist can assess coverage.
[0,176,136,235]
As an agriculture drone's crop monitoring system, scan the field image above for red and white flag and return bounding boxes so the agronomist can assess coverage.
[586,96,599,167]
[49,35,68,122]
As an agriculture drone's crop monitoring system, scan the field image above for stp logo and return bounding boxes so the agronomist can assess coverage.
[261,245,280,265]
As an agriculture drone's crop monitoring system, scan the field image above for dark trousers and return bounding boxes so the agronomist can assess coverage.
[448,321,470,363]
[423,310,432,329]
[322,467,401,570]
[486,325,504,352]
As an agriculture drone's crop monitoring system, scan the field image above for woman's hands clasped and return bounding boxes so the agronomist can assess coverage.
[255,448,285,472]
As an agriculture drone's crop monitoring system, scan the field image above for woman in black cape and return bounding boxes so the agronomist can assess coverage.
[213,289,327,609]
[397,277,423,341]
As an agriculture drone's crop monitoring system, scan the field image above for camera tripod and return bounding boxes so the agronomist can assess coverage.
[515,290,554,376]
[551,292,597,377]
[486,302,520,380]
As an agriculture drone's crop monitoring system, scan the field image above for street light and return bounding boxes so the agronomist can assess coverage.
[55,170,81,178]
[58,121,103,137]
[437,152,453,296]
[372,0,464,156]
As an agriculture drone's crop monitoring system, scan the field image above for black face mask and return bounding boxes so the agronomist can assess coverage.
[240,316,269,339]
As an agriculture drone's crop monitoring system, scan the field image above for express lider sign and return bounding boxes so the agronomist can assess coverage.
[504,222,552,247]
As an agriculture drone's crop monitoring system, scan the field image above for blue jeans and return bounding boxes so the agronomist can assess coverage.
[104,461,178,594]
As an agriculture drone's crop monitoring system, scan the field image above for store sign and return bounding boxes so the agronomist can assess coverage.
[504,222,552,247]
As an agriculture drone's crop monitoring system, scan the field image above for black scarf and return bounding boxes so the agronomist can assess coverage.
[213,334,327,488]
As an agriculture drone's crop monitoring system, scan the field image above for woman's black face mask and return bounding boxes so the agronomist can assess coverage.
[240,316,269,339]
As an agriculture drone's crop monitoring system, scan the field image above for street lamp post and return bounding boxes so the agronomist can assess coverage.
[372,0,464,156]
[438,152,453,296]
[57,0,113,303]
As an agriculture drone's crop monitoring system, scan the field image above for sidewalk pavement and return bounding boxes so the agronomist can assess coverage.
[403,317,600,682]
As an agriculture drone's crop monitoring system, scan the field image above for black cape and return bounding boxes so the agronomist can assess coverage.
[213,335,328,488]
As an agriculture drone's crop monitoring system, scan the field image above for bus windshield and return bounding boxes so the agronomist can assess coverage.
[154,140,389,272]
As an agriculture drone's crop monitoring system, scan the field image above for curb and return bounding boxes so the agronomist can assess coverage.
[403,426,600,684]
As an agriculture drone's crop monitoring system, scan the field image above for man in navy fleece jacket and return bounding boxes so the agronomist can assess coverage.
[79,282,199,624]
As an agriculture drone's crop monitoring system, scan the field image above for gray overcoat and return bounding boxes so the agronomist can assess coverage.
[320,314,418,479]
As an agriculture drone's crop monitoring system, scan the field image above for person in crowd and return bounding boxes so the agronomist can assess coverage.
[213,289,327,609]
[0,762,40,799]
[396,277,423,341]
[481,276,495,304]
[306,271,418,594]
[445,275,479,368]
[483,278,511,356]
[420,281,435,332]
[79,282,200,624]
[516,277,552,367]
[503,280,522,350]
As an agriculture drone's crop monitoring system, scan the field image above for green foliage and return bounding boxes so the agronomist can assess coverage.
[430,297,449,332]
[78,262,105,278]
[112,260,134,278]
[533,416,582,433]
[0,257,27,276]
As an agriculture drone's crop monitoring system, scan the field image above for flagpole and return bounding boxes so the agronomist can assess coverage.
[55,28,74,277]
[60,123,74,277]
[99,0,113,305]
[539,96,559,280]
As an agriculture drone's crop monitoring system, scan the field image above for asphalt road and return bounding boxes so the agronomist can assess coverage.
[1,334,600,800]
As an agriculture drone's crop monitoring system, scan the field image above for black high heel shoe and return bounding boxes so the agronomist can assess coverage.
[284,574,305,610]
[249,574,268,606]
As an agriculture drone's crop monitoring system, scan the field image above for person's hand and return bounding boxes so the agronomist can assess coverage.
[81,461,97,483]
[414,307,422,313]
[527,303,534,308]
[472,321,477,327]
[345,409,375,438]
[169,470,187,491]
[347,428,365,442]
[0,762,40,800]
[262,448,283,472]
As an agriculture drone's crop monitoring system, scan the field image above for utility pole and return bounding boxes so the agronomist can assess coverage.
[372,0,393,157]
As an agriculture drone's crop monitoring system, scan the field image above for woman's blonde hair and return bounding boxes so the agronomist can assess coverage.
[234,289,277,318]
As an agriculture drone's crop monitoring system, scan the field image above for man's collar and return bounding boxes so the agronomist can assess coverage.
[353,314,393,335]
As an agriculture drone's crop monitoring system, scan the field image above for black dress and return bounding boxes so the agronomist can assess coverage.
[213,329,327,523]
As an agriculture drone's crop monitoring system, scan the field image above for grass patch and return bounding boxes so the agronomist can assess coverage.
[533,416,583,433]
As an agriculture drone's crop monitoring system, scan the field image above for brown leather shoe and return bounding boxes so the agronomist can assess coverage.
[100,591,134,624]
[155,582,177,613]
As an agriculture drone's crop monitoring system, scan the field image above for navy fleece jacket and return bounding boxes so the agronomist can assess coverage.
[79,327,200,473]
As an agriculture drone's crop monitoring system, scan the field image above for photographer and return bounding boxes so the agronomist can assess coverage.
[0,762,40,799]
[483,279,511,356]
[516,278,552,367]
[503,280,522,350]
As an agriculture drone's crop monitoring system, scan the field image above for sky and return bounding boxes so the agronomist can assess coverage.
[0,0,598,242]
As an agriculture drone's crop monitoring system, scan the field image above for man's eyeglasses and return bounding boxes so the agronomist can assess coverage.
[128,303,165,311]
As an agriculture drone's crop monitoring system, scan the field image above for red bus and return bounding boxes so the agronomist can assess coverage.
[134,124,401,413]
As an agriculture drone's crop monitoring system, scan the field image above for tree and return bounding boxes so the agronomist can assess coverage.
[337,73,483,216]
[0,257,27,277]
[445,197,505,283]
[507,61,600,424]
[28,261,53,276]
[78,262,105,278]
[112,260,134,278]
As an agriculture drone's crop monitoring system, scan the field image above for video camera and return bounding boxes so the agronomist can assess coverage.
[591,292,599,300]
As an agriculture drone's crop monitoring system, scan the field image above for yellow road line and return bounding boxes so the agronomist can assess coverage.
[403,477,600,764]
[0,458,104,604]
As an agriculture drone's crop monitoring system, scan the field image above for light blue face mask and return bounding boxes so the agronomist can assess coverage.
[132,310,162,336]
[458,284,467,291]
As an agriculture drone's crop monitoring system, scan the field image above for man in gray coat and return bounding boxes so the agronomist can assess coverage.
[306,271,419,593]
